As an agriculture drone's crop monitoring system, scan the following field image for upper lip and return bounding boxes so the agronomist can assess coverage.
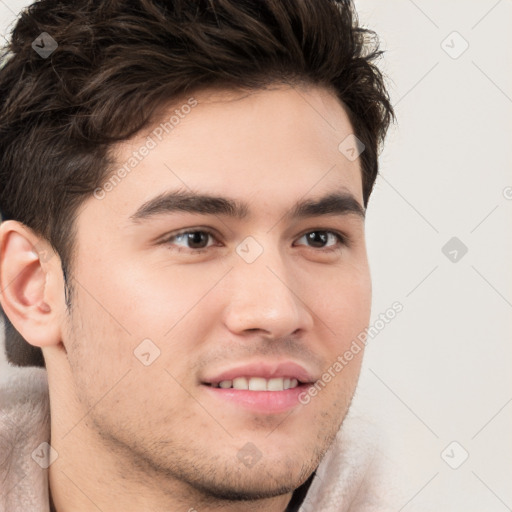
[201,361,316,384]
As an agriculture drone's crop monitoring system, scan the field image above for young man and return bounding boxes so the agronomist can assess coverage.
[0,0,395,510]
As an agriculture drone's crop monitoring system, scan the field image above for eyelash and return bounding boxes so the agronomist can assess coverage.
[160,228,348,254]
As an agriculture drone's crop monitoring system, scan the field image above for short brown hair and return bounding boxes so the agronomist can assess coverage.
[0,0,394,367]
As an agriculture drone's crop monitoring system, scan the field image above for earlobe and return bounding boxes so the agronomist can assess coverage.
[0,220,62,348]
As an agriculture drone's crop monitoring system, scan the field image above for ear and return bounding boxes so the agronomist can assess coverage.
[0,220,63,349]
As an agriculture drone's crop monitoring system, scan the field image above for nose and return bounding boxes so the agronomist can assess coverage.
[222,245,314,340]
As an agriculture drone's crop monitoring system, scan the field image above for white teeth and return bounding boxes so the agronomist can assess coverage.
[232,377,248,390]
[248,377,267,391]
[212,377,300,391]
[267,378,284,391]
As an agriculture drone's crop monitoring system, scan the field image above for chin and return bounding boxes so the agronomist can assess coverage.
[173,443,323,503]
[186,464,309,502]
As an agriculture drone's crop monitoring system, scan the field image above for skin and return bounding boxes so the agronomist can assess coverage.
[0,84,371,511]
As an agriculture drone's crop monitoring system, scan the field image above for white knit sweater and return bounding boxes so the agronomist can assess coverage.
[0,367,405,511]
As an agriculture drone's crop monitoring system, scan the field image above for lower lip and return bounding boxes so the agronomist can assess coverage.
[202,384,310,414]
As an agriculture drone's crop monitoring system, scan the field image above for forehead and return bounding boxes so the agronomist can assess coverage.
[80,84,363,229]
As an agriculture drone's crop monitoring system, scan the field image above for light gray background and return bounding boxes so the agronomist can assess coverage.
[1,1,511,510]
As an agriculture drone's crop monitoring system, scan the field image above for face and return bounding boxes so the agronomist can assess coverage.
[50,84,371,500]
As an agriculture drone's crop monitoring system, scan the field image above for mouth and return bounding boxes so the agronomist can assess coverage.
[204,376,303,391]
[200,362,316,414]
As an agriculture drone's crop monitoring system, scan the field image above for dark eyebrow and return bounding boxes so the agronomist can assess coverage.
[129,189,365,223]
[130,190,250,222]
[287,192,365,220]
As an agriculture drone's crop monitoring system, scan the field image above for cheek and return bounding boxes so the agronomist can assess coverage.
[75,253,227,343]
[66,261,225,400]
[65,289,196,427]
[309,264,372,349]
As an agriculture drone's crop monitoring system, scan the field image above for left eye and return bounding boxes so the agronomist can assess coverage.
[295,230,345,250]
